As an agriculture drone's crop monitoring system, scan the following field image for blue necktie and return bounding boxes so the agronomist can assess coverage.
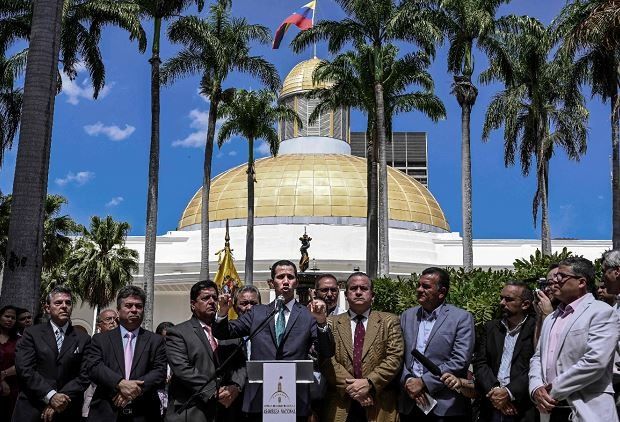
[275,307,286,347]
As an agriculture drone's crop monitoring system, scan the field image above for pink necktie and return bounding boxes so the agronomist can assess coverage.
[203,325,218,352]
[124,332,134,379]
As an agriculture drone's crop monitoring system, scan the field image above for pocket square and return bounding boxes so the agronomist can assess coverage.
[74,347,80,354]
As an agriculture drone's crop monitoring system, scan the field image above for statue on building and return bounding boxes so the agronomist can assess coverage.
[299,228,312,273]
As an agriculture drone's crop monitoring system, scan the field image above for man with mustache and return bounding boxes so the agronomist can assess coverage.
[12,286,91,422]
[399,267,475,422]
[84,285,167,422]
[473,281,537,422]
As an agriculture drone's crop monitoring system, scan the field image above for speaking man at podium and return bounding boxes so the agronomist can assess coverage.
[214,259,334,421]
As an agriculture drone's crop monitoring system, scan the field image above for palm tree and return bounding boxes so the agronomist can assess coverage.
[0,51,25,167]
[133,0,208,331]
[554,0,620,247]
[0,0,66,312]
[291,0,443,276]
[307,43,445,278]
[66,215,139,322]
[161,3,280,280]
[437,0,509,271]
[217,89,301,285]
[482,17,588,254]
[0,0,146,99]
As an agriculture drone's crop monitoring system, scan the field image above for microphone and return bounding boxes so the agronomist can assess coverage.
[412,349,442,376]
[275,295,285,311]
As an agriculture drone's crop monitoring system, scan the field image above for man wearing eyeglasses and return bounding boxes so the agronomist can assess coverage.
[314,274,346,316]
[529,257,620,422]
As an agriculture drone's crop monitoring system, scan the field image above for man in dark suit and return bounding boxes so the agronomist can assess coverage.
[13,286,91,422]
[165,280,246,422]
[473,281,537,422]
[213,259,334,421]
[84,285,167,422]
[399,267,475,422]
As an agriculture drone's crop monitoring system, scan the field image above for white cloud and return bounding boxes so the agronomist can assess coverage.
[106,196,124,207]
[255,140,271,157]
[228,150,237,156]
[84,122,135,141]
[173,109,223,148]
[197,89,210,104]
[55,171,95,187]
[61,63,113,105]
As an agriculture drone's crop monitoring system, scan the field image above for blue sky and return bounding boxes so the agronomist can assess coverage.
[0,0,613,240]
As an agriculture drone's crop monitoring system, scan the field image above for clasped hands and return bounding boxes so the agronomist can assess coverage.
[113,379,144,409]
[40,393,71,422]
[533,384,557,414]
[216,385,240,408]
[405,377,430,408]
[345,378,373,407]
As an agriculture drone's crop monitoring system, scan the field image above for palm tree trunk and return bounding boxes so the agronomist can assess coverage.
[245,137,255,285]
[200,97,219,280]
[366,125,378,279]
[540,160,551,255]
[612,91,620,248]
[142,16,161,331]
[0,0,64,312]
[375,82,389,277]
[461,103,473,271]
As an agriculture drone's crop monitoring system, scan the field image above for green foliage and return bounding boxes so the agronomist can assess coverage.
[512,247,574,282]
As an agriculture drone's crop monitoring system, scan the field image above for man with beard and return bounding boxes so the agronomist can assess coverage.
[12,286,91,422]
[165,280,245,422]
[399,267,475,421]
[473,281,537,422]
[529,257,620,421]
[84,286,167,422]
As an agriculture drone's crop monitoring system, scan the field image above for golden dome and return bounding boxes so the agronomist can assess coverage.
[178,154,449,232]
[280,57,331,98]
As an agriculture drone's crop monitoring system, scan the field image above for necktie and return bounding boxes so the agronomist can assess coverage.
[203,325,218,352]
[55,327,64,352]
[353,315,365,379]
[124,332,134,379]
[275,306,286,347]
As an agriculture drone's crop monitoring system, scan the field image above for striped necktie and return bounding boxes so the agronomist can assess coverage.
[55,327,64,352]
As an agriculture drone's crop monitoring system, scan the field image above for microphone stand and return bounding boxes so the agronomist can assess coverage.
[176,303,282,415]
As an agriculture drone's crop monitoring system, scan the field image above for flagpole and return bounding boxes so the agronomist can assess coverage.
[312,0,317,58]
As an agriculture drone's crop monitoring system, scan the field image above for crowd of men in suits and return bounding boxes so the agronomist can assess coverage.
[4,253,620,422]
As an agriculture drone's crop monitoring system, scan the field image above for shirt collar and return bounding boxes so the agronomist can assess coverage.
[50,320,69,333]
[348,308,371,321]
[119,324,140,338]
[501,315,528,335]
[421,303,444,321]
[556,294,588,318]
[283,298,295,312]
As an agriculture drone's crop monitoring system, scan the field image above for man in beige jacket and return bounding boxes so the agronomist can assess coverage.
[322,272,404,422]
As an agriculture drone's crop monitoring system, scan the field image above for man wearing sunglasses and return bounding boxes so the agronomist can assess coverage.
[529,257,620,422]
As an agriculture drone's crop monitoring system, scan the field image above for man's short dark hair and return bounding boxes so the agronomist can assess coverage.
[270,260,298,280]
[234,285,261,306]
[505,280,535,304]
[46,286,73,305]
[315,273,338,289]
[190,280,219,301]
[559,256,595,286]
[155,321,174,336]
[548,262,559,271]
[421,267,450,292]
[346,271,373,291]
[116,285,146,309]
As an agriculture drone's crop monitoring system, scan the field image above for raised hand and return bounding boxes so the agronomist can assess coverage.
[218,293,232,318]
[307,299,327,325]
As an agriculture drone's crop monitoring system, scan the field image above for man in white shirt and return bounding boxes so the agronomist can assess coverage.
[314,274,346,316]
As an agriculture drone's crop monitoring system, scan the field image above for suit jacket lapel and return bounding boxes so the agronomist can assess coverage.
[362,312,381,360]
[268,302,277,345]
[493,321,507,367]
[191,317,215,362]
[57,324,77,361]
[336,314,354,362]
[557,295,593,355]
[131,328,148,377]
[282,302,301,341]
[109,328,125,376]
[409,308,421,353]
[425,305,449,351]
[43,322,59,358]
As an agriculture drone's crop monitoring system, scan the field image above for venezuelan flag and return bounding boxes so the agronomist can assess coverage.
[272,1,316,49]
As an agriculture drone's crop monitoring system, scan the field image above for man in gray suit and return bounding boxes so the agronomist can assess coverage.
[399,267,475,422]
[529,256,620,422]
[165,280,245,422]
